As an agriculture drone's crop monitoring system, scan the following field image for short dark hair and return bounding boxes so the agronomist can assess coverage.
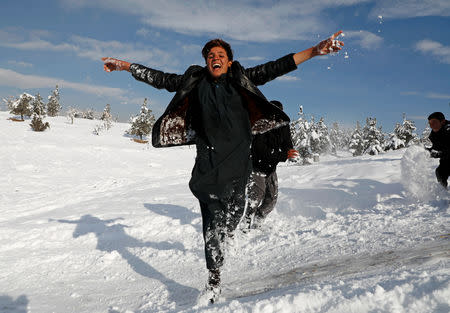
[202,39,233,61]
[428,112,445,121]
[270,100,283,110]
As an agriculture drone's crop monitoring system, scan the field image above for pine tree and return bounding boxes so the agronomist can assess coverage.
[126,98,156,140]
[66,107,77,124]
[349,121,365,156]
[47,85,62,117]
[93,104,114,135]
[316,117,331,154]
[329,122,340,154]
[30,93,50,131]
[10,93,34,120]
[3,96,16,111]
[290,105,313,164]
[84,109,95,120]
[100,104,113,130]
[329,122,349,154]
[362,117,384,155]
[385,124,405,151]
[395,113,418,147]
[421,123,432,148]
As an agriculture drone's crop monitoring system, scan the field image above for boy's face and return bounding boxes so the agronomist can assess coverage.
[206,46,232,79]
[429,118,445,132]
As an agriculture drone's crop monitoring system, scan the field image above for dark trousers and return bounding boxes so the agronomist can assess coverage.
[199,181,246,270]
[436,160,450,188]
[246,171,278,220]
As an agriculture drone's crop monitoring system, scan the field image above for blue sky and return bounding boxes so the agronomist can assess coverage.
[0,0,449,133]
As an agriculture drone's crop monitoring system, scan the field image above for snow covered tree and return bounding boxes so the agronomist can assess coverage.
[385,127,406,151]
[310,117,331,155]
[93,104,114,135]
[84,109,95,120]
[385,114,418,151]
[349,121,365,156]
[2,96,16,111]
[362,117,384,155]
[394,113,418,147]
[100,104,113,129]
[290,105,313,164]
[30,93,50,131]
[66,107,77,124]
[47,85,62,117]
[329,122,340,154]
[126,98,155,140]
[329,122,350,154]
[10,93,34,120]
[420,123,432,148]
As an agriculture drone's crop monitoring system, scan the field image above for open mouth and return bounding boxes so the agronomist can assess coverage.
[212,63,221,69]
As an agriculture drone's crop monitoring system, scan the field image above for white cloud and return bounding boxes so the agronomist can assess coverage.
[0,68,127,98]
[401,90,450,100]
[239,56,266,62]
[343,30,383,49]
[0,28,174,69]
[136,28,161,38]
[415,39,450,64]
[426,92,450,100]
[276,75,300,82]
[370,0,450,19]
[8,61,33,68]
[58,0,373,42]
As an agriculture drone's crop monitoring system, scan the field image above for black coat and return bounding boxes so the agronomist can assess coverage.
[251,125,293,175]
[429,120,450,162]
[129,54,297,147]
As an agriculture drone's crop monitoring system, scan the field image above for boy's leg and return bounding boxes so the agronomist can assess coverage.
[199,200,227,303]
[200,201,226,271]
[254,171,278,223]
[244,172,266,229]
[225,179,248,235]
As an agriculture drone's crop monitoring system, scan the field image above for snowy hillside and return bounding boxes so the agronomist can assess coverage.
[0,111,448,313]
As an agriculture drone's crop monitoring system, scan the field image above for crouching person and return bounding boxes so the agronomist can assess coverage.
[244,100,298,230]
[427,112,450,188]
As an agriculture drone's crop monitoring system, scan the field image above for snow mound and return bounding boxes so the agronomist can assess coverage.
[401,145,443,201]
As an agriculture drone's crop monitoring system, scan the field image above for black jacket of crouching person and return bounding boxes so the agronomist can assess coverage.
[429,120,450,162]
[251,124,294,175]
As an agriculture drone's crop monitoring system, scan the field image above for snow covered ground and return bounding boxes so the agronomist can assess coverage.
[0,111,448,313]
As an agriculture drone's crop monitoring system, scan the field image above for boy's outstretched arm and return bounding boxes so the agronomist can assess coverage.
[293,30,344,66]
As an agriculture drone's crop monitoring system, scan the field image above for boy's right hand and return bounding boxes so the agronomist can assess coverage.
[102,57,131,72]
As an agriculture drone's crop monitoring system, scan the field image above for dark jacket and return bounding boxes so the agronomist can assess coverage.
[129,54,297,148]
[429,120,450,162]
[251,124,293,175]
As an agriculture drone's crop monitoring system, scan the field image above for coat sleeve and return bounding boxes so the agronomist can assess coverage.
[280,125,294,160]
[441,124,450,158]
[129,64,184,92]
[244,53,297,86]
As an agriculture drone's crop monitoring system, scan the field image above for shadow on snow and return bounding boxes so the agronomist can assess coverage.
[0,295,28,313]
[55,214,199,308]
[143,203,201,232]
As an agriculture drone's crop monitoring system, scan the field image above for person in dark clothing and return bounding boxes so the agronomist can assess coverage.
[102,31,344,303]
[244,100,298,230]
[427,112,450,188]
